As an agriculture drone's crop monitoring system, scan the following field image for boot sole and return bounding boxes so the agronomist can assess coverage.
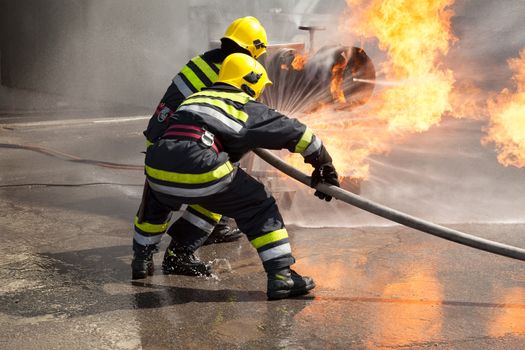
[267,280,316,300]
[162,265,212,277]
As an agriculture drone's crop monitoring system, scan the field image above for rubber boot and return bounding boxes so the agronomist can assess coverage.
[131,240,158,279]
[203,218,243,245]
[266,268,315,300]
[162,241,212,276]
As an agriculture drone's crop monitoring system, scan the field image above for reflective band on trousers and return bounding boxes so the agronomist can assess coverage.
[145,162,233,185]
[250,228,289,249]
[177,105,243,133]
[294,128,314,153]
[180,97,248,122]
[259,243,292,262]
[189,204,222,223]
[182,210,215,233]
[134,231,163,246]
[134,216,168,234]
[301,137,322,157]
[146,171,235,198]
[172,75,194,98]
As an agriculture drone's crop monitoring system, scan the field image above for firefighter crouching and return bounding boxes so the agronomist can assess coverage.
[140,53,340,299]
[132,16,269,279]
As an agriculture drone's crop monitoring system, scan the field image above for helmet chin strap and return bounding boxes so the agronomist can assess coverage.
[241,84,256,97]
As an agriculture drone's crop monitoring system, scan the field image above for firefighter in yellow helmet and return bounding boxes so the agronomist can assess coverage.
[132,17,268,279]
[141,53,340,299]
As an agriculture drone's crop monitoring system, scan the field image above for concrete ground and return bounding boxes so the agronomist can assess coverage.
[1,115,524,350]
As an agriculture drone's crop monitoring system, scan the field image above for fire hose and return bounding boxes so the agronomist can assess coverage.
[3,142,525,261]
[254,148,525,262]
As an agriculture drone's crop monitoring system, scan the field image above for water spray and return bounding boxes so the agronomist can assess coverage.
[352,77,405,87]
[254,148,525,262]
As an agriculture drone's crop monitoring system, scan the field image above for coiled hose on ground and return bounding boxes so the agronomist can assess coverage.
[254,148,525,262]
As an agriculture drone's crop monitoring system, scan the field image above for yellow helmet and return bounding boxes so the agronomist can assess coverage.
[222,16,268,59]
[217,53,272,99]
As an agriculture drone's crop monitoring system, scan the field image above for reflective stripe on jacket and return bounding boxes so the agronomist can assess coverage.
[144,49,226,144]
[145,85,323,198]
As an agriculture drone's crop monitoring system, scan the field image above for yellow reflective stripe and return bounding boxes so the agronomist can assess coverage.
[180,66,206,91]
[145,162,233,184]
[134,216,168,233]
[294,128,314,153]
[191,56,218,82]
[180,97,248,123]
[189,204,222,223]
[250,229,289,249]
[190,90,253,104]
[145,139,153,148]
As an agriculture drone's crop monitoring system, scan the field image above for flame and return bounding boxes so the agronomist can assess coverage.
[483,48,525,167]
[330,51,349,103]
[293,0,457,179]
[291,53,308,70]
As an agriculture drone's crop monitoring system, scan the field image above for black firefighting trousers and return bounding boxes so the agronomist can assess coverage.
[139,168,295,272]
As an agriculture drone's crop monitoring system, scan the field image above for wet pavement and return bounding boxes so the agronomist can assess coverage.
[1,116,525,349]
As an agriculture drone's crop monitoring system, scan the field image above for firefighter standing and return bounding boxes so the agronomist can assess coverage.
[142,53,340,299]
[132,17,269,279]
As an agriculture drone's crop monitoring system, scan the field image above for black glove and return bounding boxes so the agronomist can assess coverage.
[304,143,340,201]
[311,164,340,202]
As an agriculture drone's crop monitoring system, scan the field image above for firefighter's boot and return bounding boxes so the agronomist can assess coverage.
[162,241,211,276]
[203,218,243,245]
[266,268,315,300]
[131,240,157,279]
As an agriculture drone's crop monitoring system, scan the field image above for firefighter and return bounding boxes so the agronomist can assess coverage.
[141,52,340,299]
[132,16,269,279]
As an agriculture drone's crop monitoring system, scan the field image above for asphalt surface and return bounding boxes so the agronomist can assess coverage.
[1,116,525,350]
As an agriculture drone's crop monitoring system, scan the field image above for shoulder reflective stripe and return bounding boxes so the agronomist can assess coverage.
[146,162,233,184]
[180,66,206,91]
[178,105,243,132]
[189,204,222,223]
[259,243,292,262]
[173,74,194,98]
[189,90,253,104]
[213,63,221,74]
[147,172,234,197]
[191,56,218,83]
[134,216,168,234]
[181,97,248,122]
[250,228,289,249]
[134,232,163,246]
[301,137,322,157]
[145,139,154,148]
[294,128,314,153]
[182,210,215,233]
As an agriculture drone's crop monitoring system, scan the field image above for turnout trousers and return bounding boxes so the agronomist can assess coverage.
[139,167,295,272]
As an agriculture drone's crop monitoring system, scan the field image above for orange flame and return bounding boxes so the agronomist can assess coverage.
[297,0,456,179]
[483,48,525,167]
[330,51,349,103]
[291,53,308,70]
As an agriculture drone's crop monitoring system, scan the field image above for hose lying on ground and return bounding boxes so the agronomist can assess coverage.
[254,148,525,262]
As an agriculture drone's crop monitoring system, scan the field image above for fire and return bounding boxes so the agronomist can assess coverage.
[297,0,456,179]
[291,53,308,70]
[483,48,525,167]
[330,51,349,103]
